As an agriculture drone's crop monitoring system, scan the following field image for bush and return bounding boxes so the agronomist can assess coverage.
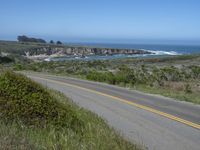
[0,71,83,131]
[0,56,13,64]
[185,83,192,93]
[190,65,200,79]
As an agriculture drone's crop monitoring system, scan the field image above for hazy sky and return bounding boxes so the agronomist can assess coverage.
[0,0,200,44]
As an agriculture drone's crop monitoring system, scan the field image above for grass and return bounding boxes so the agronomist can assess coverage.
[133,84,200,104]
[0,71,141,150]
[0,41,46,55]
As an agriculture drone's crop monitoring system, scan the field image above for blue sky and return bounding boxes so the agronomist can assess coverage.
[0,0,200,44]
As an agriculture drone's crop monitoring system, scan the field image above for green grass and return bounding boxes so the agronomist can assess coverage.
[133,84,200,104]
[0,71,141,150]
[0,41,45,55]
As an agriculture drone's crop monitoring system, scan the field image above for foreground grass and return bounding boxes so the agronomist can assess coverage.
[0,71,140,150]
[0,91,140,150]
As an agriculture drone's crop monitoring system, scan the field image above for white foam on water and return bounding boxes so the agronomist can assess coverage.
[44,58,51,61]
[140,49,181,55]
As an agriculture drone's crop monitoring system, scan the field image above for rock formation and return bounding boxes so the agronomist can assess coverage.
[25,46,152,56]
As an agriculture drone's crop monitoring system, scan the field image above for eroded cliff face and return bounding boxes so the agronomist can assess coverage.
[25,46,152,56]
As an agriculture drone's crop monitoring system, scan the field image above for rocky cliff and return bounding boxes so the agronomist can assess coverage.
[25,46,152,56]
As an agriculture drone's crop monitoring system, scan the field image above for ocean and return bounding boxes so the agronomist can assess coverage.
[74,43,200,54]
[50,43,200,61]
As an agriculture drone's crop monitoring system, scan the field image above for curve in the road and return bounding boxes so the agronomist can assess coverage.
[31,76,200,130]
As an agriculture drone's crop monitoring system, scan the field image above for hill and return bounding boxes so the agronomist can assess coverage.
[0,70,140,150]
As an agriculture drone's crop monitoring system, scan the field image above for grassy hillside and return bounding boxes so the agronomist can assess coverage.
[0,70,141,150]
[0,41,46,55]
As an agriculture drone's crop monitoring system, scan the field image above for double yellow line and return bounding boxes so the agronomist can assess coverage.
[32,76,200,130]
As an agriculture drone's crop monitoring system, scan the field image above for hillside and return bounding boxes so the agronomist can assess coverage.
[0,70,141,150]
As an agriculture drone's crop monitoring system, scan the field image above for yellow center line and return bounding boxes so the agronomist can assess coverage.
[32,76,200,130]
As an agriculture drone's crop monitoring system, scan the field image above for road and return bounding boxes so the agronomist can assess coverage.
[25,72,200,150]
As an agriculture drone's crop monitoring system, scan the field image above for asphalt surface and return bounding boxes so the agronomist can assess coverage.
[25,73,200,150]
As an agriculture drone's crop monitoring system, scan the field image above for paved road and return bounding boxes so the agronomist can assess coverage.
[26,73,200,150]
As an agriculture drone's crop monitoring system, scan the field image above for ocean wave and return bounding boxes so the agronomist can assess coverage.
[140,49,181,55]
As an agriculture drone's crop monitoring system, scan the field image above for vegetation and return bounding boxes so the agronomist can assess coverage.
[0,71,83,129]
[12,54,200,104]
[16,35,63,45]
[85,65,200,103]
[50,40,54,44]
[56,41,63,45]
[0,40,49,55]
[17,35,46,43]
[0,56,13,64]
[0,70,140,150]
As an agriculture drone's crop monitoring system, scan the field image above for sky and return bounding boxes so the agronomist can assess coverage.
[0,0,200,45]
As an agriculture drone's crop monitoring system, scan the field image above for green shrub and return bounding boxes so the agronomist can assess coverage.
[0,56,13,64]
[0,71,83,131]
[13,63,23,70]
[190,65,200,79]
[184,83,192,93]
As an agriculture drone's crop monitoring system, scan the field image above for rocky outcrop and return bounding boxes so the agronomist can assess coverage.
[25,46,152,57]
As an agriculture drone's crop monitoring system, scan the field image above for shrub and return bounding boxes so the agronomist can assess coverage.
[184,83,192,93]
[0,56,13,64]
[190,65,200,79]
[0,71,83,131]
